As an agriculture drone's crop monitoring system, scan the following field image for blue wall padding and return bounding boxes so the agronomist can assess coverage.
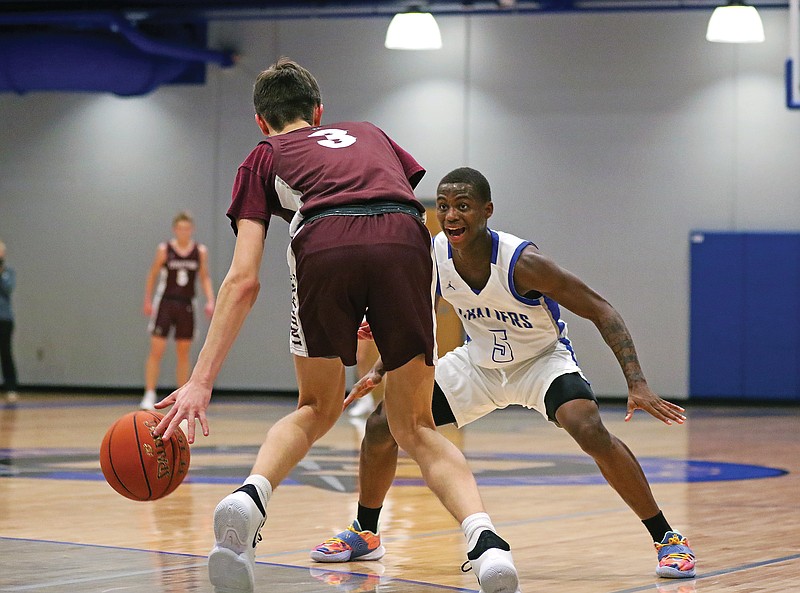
[690,232,800,401]
[0,31,192,96]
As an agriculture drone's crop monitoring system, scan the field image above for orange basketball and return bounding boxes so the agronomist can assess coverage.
[99,410,190,501]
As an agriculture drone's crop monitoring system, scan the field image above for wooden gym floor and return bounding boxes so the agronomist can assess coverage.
[0,393,798,592]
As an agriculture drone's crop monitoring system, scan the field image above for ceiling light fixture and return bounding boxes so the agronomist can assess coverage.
[385,10,442,50]
[706,0,765,43]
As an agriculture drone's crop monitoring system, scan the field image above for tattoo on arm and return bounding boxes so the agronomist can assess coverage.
[596,312,646,387]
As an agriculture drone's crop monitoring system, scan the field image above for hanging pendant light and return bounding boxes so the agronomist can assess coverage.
[385,10,442,50]
[706,0,765,43]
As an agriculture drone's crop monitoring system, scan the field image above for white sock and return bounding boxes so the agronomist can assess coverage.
[243,474,273,508]
[462,512,496,551]
[144,389,156,398]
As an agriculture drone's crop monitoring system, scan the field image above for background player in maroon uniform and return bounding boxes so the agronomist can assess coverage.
[140,211,215,410]
[153,58,521,593]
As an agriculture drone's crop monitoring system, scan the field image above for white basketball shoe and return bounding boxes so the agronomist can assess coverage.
[208,485,267,593]
[139,390,156,410]
[463,530,521,593]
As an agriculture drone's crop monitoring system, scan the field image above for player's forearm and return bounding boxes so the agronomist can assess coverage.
[594,307,647,388]
[143,272,158,302]
[191,274,259,385]
[203,277,216,304]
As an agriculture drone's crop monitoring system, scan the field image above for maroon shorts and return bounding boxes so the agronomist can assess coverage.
[150,298,194,340]
[288,212,435,371]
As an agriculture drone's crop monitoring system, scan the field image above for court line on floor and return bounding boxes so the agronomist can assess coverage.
[0,536,478,592]
[608,553,800,592]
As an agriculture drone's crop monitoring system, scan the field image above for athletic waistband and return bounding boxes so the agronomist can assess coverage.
[300,201,424,228]
[161,295,193,303]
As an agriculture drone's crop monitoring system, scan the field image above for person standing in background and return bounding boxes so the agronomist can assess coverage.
[0,240,18,404]
[141,212,215,410]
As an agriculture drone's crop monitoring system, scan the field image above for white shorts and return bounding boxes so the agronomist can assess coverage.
[434,341,586,428]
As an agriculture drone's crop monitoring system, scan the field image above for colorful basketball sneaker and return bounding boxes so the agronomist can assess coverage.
[655,531,696,578]
[310,520,385,563]
[208,485,267,592]
[462,530,521,593]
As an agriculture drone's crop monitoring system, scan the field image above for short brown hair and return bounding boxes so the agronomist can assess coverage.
[253,57,321,131]
[172,211,194,226]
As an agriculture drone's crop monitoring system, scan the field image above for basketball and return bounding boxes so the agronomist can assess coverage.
[99,410,190,501]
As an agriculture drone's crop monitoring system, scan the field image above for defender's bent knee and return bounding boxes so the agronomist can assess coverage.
[560,410,614,457]
[364,403,397,451]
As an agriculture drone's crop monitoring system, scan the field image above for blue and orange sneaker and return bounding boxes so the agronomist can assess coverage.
[310,520,385,563]
[655,531,696,578]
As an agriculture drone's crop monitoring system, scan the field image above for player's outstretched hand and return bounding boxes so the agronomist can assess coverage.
[625,384,686,425]
[153,379,212,443]
[343,368,383,411]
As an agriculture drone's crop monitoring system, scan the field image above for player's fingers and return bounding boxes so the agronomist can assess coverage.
[644,400,683,425]
[664,401,686,418]
[352,378,372,396]
[624,402,636,422]
[185,416,196,443]
[160,418,175,441]
[154,392,176,409]
[198,411,210,437]
[153,408,176,436]
[345,382,371,408]
[343,393,357,409]
[658,402,686,424]
[649,406,673,425]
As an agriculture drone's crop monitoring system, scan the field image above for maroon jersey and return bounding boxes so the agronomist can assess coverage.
[226,121,425,234]
[159,242,200,301]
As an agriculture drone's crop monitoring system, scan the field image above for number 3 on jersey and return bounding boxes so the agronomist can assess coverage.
[490,329,514,363]
[310,128,357,149]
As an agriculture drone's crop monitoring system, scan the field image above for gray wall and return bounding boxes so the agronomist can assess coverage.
[1,11,798,397]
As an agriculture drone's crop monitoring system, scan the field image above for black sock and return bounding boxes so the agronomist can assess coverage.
[356,503,382,534]
[642,511,672,543]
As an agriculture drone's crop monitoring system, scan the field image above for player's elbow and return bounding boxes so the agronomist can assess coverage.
[239,276,261,305]
[223,272,260,305]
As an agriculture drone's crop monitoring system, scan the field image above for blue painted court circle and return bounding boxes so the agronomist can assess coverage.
[0,445,787,492]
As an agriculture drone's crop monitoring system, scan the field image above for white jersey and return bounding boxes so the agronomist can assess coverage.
[434,229,576,369]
